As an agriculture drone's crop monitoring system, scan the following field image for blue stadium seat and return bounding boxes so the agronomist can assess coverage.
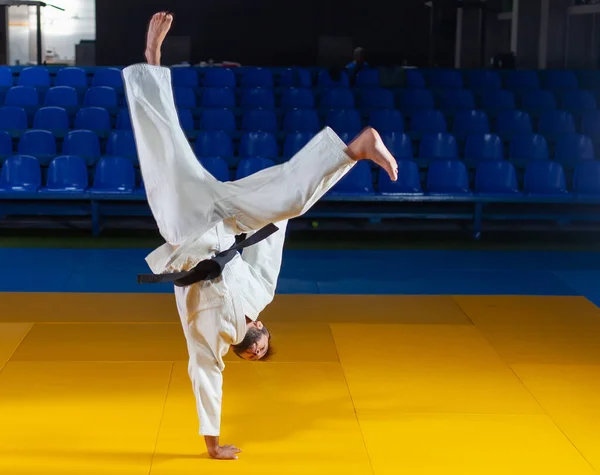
[92,68,124,89]
[116,108,132,130]
[201,87,235,108]
[521,90,556,116]
[18,130,56,165]
[0,66,13,88]
[239,132,278,159]
[5,86,38,107]
[42,156,88,193]
[283,132,314,158]
[538,110,576,137]
[356,69,380,88]
[91,156,135,194]
[172,68,199,88]
[507,70,540,92]
[0,155,41,192]
[430,70,463,89]
[360,88,394,111]
[321,88,355,109]
[411,110,447,134]
[281,88,315,109]
[475,161,520,196]
[242,109,278,132]
[283,109,320,133]
[495,110,532,140]
[439,89,476,112]
[177,108,195,132]
[200,157,231,182]
[464,133,503,167]
[200,108,237,134]
[55,67,87,89]
[581,110,600,157]
[106,130,138,161]
[524,161,568,195]
[242,68,274,88]
[481,90,516,115]
[33,107,69,137]
[18,66,50,88]
[378,159,423,195]
[326,109,362,135]
[75,107,111,137]
[241,87,275,109]
[405,70,425,88]
[63,130,101,164]
[45,86,78,110]
[195,131,234,158]
[203,69,236,88]
[173,87,197,108]
[561,90,597,116]
[383,132,413,161]
[236,157,275,180]
[544,70,578,92]
[317,70,350,88]
[369,109,404,133]
[554,134,594,168]
[330,161,374,195]
[452,110,490,139]
[576,70,600,90]
[573,161,600,196]
[84,86,118,109]
[509,134,549,168]
[279,68,312,88]
[0,106,27,136]
[0,131,12,161]
[426,159,471,194]
[398,89,435,115]
[467,70,502,90]
[419,133,458,162]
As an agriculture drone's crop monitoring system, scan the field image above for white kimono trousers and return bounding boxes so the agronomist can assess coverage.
[123,64,355,436]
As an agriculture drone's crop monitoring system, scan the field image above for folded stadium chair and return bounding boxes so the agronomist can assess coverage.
[326,109,362,136]
[467,70,502,91]
[429,70,463,89]
[524,160,568,195]
[576,70,600,90]
[281,88,315,110]
[63,130,101,165]
[283,132,314,158]
[475,161,521,196]
[74,107,111,137]
[481,90,516,116]
[201,87,235,108]
[177,108,195,136]
[0,66,13,89]
[84,86,118,112]
[495,110,533,140]
[419,133,458,168]
[106,130,138,161]
[360,88,394,112]
[356,69,380,88]
[236,157,275,180]
[426,159,471,195]
[0,155,41,193]
[369,109,404,133]
[41,155,88,193]
[5,86,39,117]
[0,106,28,137]
[581,110,600,157]
[321,88,355,110]
[18,66,50,89]
[378,159,423,194]
[464,133,503,168]
[33,106,70,137]
[92,68,124,90]
[242,68,274,88]
[172,68,199,88]
[283,109,320,133]
[317,70,350,88]
[200,157,231,182]
[329,161,374,195]
[55,67,88,92]
[203,68,236,88]
[116,108,132,130]
[573,161,600,196]
[336,131,356,144]
[452,110,490,140]
[507,70,540,93]
[439,89,476,114]
[561,90,597,119]
[279,68,312,88]
[239,131,279,159]
[200,108,237,134]
[383,132,414,161]
[398,89,435,116]
[194,131,234,160]
[521,90,557,117]
[18,130,56,165]
[91,156,135,194]
[242,109,278,133]
[544,70,578,94]
[241,87,275,109]
[410,110,447,136]
[538,110,576,140]
[554,134,594,169]
[405,70,425,89]
[173,86,197,109]
[509,134,549,168]
[44,86,79,115]
[0,131,12,162]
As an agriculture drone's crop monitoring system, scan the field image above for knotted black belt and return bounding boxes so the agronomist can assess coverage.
[137,223,279,287]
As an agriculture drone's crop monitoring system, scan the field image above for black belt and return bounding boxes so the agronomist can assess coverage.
[137,223,279,287]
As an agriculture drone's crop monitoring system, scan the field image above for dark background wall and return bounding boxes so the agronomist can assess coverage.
[96,0,457,67]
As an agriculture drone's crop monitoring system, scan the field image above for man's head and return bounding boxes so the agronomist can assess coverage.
[232,321,273,361]
[354,47,366,63]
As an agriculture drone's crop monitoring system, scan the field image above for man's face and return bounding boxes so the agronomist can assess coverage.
[239,331,270,361]
[235,321,270,361]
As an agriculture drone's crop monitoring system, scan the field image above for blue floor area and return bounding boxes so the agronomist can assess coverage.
[2,248,600,306]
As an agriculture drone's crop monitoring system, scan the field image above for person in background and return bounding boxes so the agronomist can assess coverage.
[346,47,368,71]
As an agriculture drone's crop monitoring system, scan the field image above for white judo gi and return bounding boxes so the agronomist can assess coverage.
[123,64,356,436]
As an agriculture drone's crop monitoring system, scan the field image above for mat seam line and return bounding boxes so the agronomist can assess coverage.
[0,322,35,375]
[148,361,174,475]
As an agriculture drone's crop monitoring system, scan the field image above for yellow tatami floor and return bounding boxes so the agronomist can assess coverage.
[1,293,599,474]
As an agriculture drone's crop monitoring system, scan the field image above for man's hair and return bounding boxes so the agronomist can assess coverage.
[231,325,274,361]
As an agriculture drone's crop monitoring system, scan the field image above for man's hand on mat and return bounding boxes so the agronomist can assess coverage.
[205,436,241,460]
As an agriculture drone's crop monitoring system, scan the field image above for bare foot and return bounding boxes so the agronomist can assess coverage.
[145,12,173,66]
[346,127,398,181]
